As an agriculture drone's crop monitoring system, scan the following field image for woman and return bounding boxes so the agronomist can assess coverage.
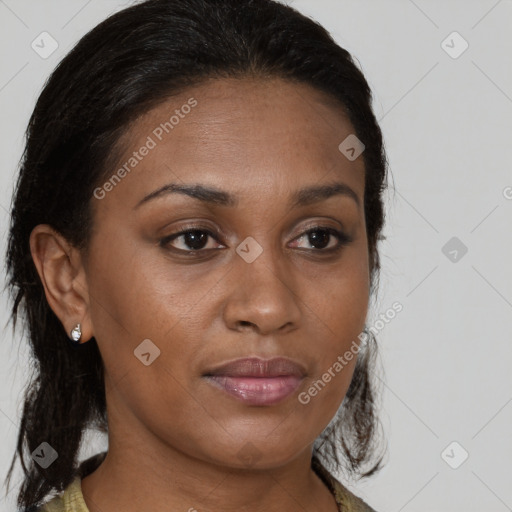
[5,0,388,510]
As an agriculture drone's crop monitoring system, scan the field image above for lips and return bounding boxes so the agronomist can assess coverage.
[202,357,306,406]
[203,357,306,378]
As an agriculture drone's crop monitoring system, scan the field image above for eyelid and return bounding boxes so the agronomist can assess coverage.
[160,218,346,240]
[297,219,345,234]
[292,218,352,238]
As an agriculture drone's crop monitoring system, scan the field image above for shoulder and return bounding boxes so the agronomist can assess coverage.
[31,476,87,512]
[330,479,377,512]
[21,451,106,512]
[311,456,378,512]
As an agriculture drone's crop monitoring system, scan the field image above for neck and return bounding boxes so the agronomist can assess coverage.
[81,435,338,512]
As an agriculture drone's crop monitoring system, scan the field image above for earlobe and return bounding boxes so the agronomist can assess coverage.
[29,224,93,343]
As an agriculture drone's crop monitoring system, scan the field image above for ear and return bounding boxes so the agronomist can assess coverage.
[29,224,93,343]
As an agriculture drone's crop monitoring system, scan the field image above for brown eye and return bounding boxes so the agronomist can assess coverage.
[160,226,224,253]
[291,226,353,251]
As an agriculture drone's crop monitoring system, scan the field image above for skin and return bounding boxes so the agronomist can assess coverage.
[30,77,369,512]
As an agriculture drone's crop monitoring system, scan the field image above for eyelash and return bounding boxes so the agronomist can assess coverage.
[159,223,353,255]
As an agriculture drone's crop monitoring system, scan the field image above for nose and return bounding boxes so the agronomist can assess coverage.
[222,242,302,336]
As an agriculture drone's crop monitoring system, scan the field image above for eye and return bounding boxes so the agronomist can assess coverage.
[159,225,224,253]
[159,223,353,255]
[290,226,353,251]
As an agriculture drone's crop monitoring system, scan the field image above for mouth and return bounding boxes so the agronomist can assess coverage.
[202,357,306,406]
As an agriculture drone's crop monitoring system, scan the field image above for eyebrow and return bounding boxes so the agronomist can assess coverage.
[134,181,360,210]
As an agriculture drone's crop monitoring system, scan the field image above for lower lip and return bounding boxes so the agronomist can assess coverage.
[204,375,303,406]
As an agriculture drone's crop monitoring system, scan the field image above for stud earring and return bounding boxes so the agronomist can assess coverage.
[70,323,82,344]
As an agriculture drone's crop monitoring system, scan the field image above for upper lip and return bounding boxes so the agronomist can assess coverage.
[203,357,306,378]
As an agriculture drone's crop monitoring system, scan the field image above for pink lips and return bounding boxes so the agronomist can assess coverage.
[202,357,306,406]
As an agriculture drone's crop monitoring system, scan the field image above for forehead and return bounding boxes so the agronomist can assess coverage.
[129,77,355,150]
[95,77,365,211]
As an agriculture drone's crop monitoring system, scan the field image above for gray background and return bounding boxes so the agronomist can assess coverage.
[1,1,511,511]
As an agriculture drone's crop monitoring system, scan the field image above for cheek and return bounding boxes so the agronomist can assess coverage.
[307,245,369,342]
[297,282,367,431]
[85,244,207,431]
[85,232,220,384]
[300,245,369,398]
[324,269,368,318]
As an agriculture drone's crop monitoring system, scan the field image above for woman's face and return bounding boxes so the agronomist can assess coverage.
[83,77,369,468]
